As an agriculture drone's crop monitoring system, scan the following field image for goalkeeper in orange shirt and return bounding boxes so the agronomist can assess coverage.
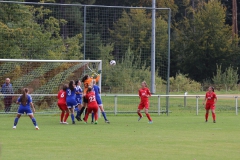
[76,70,101,121]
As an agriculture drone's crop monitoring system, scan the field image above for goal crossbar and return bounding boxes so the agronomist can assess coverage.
[0,59,102,63]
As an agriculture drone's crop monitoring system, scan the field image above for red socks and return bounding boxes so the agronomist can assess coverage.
[205,113,209,121]
[138,112,152,121]
[205,113,216,121]
[64,112,69,122]
[137,112,142,118]
[212,113,216,121]
[146,113,152,121]
[60,112,64,122]
[84,112,89,122]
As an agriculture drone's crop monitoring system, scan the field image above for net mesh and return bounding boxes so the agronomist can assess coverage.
[0,60,101,113]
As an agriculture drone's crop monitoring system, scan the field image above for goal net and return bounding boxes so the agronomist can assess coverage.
[0,59,102,114]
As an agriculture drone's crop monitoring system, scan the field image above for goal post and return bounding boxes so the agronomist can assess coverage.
[0,59,102,114]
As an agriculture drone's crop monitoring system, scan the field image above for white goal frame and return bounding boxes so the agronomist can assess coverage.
[0,59,102,114]
[0,59,102,91]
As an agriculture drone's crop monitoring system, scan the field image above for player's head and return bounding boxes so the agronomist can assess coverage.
[62,84,67,91]
[23,88,29,94]
[81,75,89,82]
[87,86,92,93]
[208,86,214,92]
[75,80,81,86]
[141,81,147,88]
[69,80,75,91]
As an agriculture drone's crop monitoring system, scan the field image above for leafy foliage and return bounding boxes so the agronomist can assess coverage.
[212,64,239,91]
[0,3,83,60]
[169,73,202,92]
[172,0,239,82]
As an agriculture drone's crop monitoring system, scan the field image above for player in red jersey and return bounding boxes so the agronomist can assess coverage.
[57,84,69,124]
[137,81,153,123]
[203,86,217,123]
[83,87,99,124]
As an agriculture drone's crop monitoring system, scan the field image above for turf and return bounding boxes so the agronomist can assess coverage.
[0,114,239,160]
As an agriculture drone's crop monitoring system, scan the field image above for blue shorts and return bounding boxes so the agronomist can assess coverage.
[66,100,77,108]
[18,106,33,115]
[76,97,82,105]
[96,98,102,106]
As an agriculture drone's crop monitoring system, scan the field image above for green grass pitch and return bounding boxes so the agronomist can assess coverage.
[0,114,239,160]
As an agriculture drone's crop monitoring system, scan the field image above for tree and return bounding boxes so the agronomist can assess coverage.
[172,0,239,82]
[109,9,168,77]
[0,2,83,60]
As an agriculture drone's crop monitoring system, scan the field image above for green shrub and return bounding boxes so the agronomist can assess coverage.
[170,73,201,92]
[212,64,239,91]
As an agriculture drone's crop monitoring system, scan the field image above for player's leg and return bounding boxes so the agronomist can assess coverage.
[80,97,88,119]
[211,105,216,123]
[91,112,94,123]
[144,101,152,123]
[13,113,21,129]
[27,108,39,130]
[75,103,82,121]
[99,105,110,123]
[58,104,65,123]
[84,108,92,124]
[93,107,98,124]
[97,98,109,123]
[79,106,85,119]
[67,101,76,124]
[205,104,210,122]
[63,105,69,124]
[137,102,143,121]
[69,107,75,124]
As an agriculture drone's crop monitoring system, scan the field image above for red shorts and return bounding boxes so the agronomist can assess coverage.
[87,105,98,114]
[138,101,149,110]
[58,103,68,111]
[205,103,215,110]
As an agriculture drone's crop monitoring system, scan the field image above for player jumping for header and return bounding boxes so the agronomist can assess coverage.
[78,73,100,120]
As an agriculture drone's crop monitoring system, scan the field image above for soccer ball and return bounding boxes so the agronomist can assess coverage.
[110,60,116,66]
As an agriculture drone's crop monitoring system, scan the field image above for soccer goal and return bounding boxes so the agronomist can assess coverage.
[0,59,102,113]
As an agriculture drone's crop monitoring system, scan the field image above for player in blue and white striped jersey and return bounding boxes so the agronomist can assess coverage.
[66,80,77,124]
[75,80,83,121]
[91,80,110,123]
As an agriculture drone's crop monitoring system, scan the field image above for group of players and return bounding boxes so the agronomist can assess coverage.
[12,72,217,129]
[57,74,110,125]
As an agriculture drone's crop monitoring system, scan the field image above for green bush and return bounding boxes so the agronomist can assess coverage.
[170,73,202,92]
[212,64,239,91]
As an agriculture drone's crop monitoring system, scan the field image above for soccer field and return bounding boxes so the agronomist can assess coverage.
[0,114,239,160]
